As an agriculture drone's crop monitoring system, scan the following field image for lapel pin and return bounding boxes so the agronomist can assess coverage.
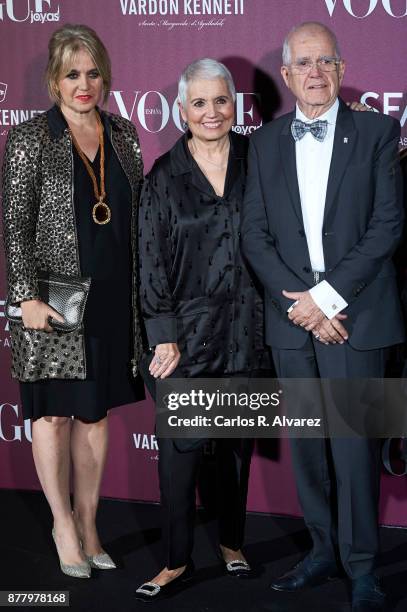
[343,137,348,143]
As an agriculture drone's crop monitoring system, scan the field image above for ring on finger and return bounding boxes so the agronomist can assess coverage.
[314,333,320,339]
[155,356,162,365]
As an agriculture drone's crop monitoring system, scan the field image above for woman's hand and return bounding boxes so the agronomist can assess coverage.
[20,299,65,332]
[149,343,181,379]
[347,101,374,112]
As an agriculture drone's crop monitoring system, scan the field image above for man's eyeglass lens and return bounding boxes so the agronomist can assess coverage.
[290,58,340,74]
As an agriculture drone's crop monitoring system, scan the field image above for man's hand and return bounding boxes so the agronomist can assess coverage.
[149,343,181,379]
[312,314,348,345]
[283,289,325,330]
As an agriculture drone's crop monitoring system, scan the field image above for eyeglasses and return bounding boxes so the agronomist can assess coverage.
[289,57,341,74]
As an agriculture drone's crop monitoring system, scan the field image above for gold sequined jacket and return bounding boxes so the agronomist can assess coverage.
[1,105,144,382]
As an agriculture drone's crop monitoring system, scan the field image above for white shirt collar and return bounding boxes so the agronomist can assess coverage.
[295,98,339,124]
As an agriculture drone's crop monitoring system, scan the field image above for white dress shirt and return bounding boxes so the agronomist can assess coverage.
[294,98,347,319]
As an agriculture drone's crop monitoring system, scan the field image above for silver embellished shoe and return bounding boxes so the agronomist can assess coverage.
[51,529,91,579]
[218,548,252,578]
[86,552,116,570]
[224,559,252,578]
[77,534,116,570]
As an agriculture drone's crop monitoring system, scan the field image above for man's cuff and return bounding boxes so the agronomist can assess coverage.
[145,316,178,348]
[309,280,348,320]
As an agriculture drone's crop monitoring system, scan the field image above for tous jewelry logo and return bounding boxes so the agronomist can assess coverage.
[0,0,60,23]
[324,0,407,18]
[0,83,7,104]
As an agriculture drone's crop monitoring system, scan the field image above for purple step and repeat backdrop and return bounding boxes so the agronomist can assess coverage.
[0,0,407,524]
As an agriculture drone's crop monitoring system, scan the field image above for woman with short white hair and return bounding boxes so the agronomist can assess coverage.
[135,58,272,601]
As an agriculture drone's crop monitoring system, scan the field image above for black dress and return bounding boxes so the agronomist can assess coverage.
[20,129,144,421]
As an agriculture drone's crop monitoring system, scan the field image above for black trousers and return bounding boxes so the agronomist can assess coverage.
[157,436,253,568]
[272,336,385,579]
[140,355,254,569]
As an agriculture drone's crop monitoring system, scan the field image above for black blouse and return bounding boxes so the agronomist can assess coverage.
[139,132,270,376]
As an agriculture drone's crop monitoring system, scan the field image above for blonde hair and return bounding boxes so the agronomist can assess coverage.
[46,24,111,105]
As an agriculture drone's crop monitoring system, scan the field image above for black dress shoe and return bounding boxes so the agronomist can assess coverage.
[134,561,195,602]
[351,574,385,611]
[270,554,338,592]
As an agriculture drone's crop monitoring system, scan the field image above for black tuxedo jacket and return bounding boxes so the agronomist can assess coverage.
[241,98,404,350]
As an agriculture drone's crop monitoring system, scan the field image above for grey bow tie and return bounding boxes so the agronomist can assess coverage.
[291,118,328,142]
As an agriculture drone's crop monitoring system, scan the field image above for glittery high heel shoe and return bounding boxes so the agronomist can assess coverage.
[77,535,116,570]
[51,529,91,579]
[73,512,116,570]
[86,551,116,570]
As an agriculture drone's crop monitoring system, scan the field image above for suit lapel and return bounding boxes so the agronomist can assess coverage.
[323,100,357,223]
[279,114,304,227]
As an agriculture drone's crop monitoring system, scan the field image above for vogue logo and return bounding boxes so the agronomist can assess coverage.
[109,90,262,134]
[0,83,7,103]
[0,403,32,442]
[0,0,60,23]
[324,0,407,18]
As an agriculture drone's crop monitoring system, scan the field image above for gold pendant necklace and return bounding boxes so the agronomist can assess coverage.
[69,113,111,225]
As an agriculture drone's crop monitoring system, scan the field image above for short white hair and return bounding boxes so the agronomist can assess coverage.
[178,58,236,106]
[282,21,341,65]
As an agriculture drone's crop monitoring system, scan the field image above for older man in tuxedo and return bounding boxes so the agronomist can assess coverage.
[241,21,403,612]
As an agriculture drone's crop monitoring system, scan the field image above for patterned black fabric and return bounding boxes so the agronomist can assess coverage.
[19,119,145,421]
[139,132,271,377]
[1,105,144,381]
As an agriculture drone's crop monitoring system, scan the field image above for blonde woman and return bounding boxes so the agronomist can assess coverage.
[1,24,144,577]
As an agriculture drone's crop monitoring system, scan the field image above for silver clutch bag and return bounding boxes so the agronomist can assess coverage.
[5,271,91,333]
